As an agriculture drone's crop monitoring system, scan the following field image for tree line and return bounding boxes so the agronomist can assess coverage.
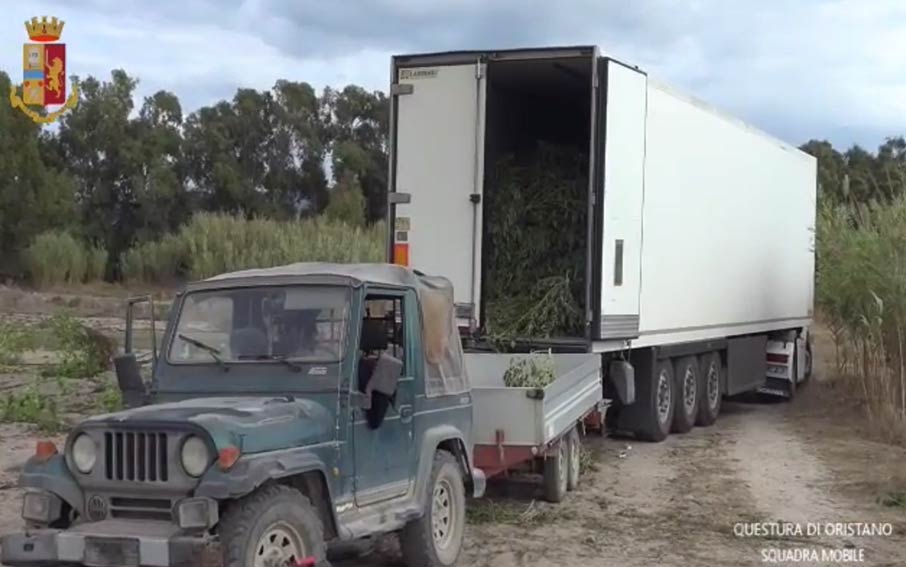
[0,69,387,278]
[1,66,904,281]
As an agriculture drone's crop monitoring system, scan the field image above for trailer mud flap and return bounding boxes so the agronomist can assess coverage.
[726,335,767,395]
[606,359,635,405]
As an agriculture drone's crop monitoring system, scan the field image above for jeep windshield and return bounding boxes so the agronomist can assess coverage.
[169,285,349,364]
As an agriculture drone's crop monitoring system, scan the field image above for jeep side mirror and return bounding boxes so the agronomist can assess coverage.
[114,353,147,408]
[124,295,158,365]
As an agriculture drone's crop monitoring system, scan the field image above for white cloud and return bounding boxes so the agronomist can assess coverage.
[2,0,905,149]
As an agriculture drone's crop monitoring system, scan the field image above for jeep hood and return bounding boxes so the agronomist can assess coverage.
[84,397,333,454]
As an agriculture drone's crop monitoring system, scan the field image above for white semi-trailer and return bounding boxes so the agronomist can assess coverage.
[385,46,816,442]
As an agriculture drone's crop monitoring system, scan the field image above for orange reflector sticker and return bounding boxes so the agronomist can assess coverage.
[393,243,409,266]
[35,440,58,461]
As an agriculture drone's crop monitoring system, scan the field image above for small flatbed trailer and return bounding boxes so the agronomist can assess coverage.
[467,353,604,502]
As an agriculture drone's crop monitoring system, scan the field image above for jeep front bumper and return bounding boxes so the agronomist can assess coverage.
[0,522,221,567]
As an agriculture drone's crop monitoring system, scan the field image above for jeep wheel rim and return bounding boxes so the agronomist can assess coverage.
[432,478,456,550]
[683,366,697,416]
[255,522,305,567]
[657,369,672,425]
[706,362,720,409]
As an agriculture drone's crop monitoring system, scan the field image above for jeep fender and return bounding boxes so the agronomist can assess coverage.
[195,447,333,502]
[19,455,84,517]
[414,425,484,507]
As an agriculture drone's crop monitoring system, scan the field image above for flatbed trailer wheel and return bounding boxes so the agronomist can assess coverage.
[543,438,569,503]
[567,427,581,491]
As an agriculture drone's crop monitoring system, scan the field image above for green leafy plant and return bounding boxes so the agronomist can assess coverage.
[22,231,107,286]
[502,353,556,388]
[483,143,588,344]
[121,213,385,283]
[0,322,36,366]
[1,387,61,432]
[98,381,123,413]
[43,313,113,379]
[323,172,367,227]
[817,198,906,442]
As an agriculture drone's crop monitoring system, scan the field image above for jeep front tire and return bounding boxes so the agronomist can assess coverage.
[400,450,466,567]
[219,484,327,567]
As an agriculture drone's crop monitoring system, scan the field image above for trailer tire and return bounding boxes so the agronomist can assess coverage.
[696,352,722,426]
[671,356,700,433]
[400,451,465,567]
[543,439,569,503]
[566,427,581,491]
[624,359,674,442]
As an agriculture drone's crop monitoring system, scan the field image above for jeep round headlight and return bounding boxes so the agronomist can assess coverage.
[180,436,210,477]
[72,434,96,473]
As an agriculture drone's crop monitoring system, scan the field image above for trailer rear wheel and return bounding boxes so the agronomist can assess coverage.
[543,439,569,503]
[566,427,581,491]
[671,356,700,433]
[696,351,722,426]
[624,359,674,442]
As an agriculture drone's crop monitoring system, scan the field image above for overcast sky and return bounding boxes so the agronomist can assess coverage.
[3,0,905,150]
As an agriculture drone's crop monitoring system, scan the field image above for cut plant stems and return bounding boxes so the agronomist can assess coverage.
[483,142,588,346]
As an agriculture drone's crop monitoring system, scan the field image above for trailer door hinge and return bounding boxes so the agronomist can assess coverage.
[389,192,411,205]
[475,61,484,79]
[390,83,414,96]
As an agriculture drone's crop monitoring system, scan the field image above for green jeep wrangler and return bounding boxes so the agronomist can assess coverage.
[1,263,484,567]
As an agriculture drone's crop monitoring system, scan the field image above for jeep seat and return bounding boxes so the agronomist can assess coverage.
[357,319,389,391]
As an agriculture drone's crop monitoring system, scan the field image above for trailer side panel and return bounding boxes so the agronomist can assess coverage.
[631,81,816,343]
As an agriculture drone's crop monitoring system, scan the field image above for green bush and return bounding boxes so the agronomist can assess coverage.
[323,173,366,227]
[85,245,108,281]
[0,322,35,365]
[123,213,386,282]
[817,198,906,441]
[22,231,108,286]
[43,313,112,379]
[1,386,60,432]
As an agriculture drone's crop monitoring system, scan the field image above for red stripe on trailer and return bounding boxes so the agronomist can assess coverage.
[473,444,536,478]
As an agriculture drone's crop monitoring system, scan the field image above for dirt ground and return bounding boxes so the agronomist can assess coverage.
[1,290,905,566]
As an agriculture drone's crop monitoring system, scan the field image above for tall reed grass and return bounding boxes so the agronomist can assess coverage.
[22,231,107,287]
[122,213,386,282]
[817,198,906,442]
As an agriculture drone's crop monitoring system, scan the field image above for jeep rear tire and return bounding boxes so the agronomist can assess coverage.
[219,484,327,567]
[400,450,465,567]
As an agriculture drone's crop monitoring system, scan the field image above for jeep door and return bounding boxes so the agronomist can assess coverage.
[352,288,416,505]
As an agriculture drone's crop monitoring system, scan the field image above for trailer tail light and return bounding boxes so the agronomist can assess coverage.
[393,243,410,266]
[766,353,789,364]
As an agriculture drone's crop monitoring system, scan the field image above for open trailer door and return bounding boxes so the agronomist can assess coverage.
[389,59,487,328]
[596,59,647,340]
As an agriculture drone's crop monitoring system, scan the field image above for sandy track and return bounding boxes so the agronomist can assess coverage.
[2,321,905,566]
[327,390,905,567]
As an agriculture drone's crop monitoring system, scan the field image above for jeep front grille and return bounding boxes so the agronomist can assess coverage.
[104,431,169,482]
